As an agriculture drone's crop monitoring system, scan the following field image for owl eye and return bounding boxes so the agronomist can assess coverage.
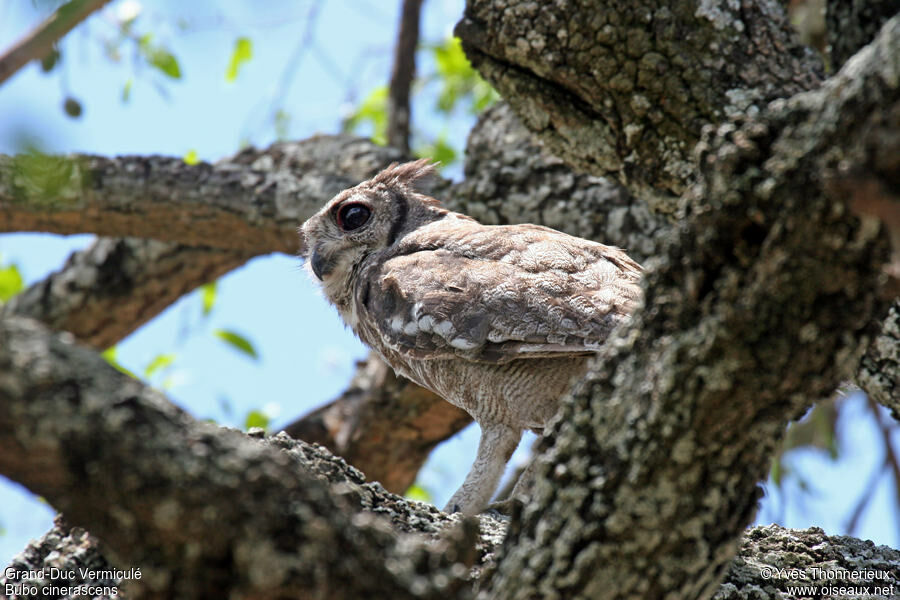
[336,203,372,232]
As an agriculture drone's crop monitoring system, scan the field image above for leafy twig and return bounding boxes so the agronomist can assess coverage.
[0,0,113,86]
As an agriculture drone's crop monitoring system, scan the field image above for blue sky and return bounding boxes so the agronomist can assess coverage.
[0,0,897,565]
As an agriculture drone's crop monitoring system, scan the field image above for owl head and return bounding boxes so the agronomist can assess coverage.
[300,159,441,300]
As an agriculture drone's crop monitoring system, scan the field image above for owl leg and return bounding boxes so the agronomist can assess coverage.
[486,453,541,514]
[444,423,521,515]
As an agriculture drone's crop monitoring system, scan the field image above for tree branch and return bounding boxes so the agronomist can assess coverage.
[0,0,112,86]
[1,106,663,258]
[2,2,898,597]
[859,300,900,418]
[480,13,897,599]
[455,0,824,212]
[0,137,405,254]
[720,525,900,598]
[4,422,898,599]
[1,237,250,349]
[3,316,897,598]
[0,315,480,599]
[387,0,425,154]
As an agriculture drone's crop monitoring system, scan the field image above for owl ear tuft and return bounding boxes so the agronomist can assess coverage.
[371,158,439,195]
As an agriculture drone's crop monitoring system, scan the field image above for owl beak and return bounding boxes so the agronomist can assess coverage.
[310,245,330,280]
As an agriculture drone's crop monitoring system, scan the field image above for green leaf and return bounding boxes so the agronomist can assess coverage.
[9,151,87,205]
[415,136,457,167]
[472,79,500,112]
[433,37,470,78]
[144,353,176,377]
[244,409,270,431]
[183,149,199,165]
[342,85,388,145]
[769,457,783,487]
[40,47,60,72]
[200,281,217,316]
[122,77,133,102]
[214,329,259,360]
[144,43,181,79]
[404,483,432,502]
[225,37,253,82]
[63,96,83,118]
[430,37,499,115]
[0,263,24,301]
[101,346,139,379]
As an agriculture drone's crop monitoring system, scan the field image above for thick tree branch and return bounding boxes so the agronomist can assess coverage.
[4,430,898,599]
[0,315,480,599]
[1,238,250,349]
[859,300,900,418]
[0,0,112,86]
[718,525,900,598]
[481,14,897,600]
[0,137,404,254]
[1,107,663,258]
[7,99,890,506]
[387,0,425,154]
[2,315,896,598]
[455,0,824,212]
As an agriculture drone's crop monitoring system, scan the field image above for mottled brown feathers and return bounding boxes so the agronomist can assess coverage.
[300,160,643,514]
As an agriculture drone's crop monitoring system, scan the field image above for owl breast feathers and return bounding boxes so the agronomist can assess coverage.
[300,159,642,515]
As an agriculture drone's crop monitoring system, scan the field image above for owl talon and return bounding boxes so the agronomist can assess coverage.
[485,498,521,516]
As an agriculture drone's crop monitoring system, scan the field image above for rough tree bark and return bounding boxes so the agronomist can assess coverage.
[0,317,485,599]
[860,300,900,418]
[0,238,250,350]
[1,1,899,599]
[0,137,404,254]
[455,0,824,212]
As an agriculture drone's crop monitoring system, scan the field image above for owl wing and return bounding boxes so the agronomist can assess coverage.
[363,222,642,364]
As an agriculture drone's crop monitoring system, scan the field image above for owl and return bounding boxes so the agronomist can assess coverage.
[300,159,642,515]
